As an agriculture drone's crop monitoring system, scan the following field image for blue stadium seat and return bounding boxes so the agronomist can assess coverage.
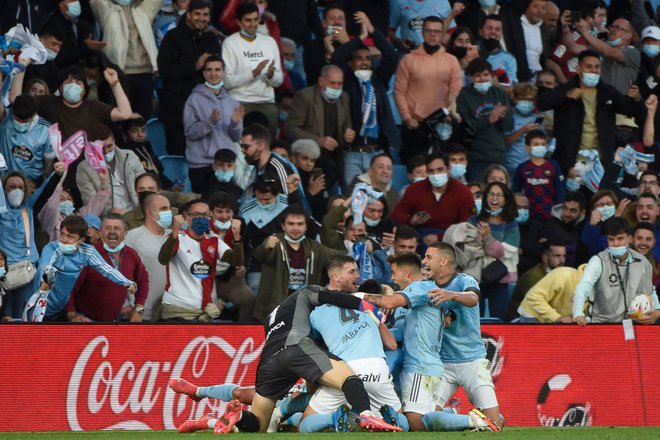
[391,164,409,192]
[159,155,192,192]
[147,118,167,159]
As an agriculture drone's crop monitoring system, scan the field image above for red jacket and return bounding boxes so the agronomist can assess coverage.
[391,178,475,238]
[66,241,149,321]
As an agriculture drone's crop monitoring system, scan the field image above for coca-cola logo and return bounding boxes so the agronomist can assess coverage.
[66,335,264,431]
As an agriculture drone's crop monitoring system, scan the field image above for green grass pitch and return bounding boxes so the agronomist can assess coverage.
[1,428,660,440]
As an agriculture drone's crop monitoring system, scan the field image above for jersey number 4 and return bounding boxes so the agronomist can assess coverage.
[339,308,360,324]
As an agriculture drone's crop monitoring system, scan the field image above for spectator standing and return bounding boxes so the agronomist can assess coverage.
[302,4,350,87]
[394,16,463,165]
[504,83,542,176]
[184,55,244,193]
[290,139,327,221]
[580,189,626,258]
[222,3,283,138]
[66,213,149,322]
[125,193,173,321]
[23,23,64,93]
[157,0,222,156]
[47,0,99,68]
[478,14,518,87]
[388,0,453,50]
[153,0,189,47]
[541,191,587,267]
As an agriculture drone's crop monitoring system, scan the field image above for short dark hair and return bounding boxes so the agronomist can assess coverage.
[427,242,457,265]
[90,123,113,141]
[422,15,443,28]
[395,225,418,241]
[254,175,281,195]
[281,205,308,224]
[406,154,427,174]
[322,3,344,20]
[525,129,546,146]
[541,240,566,254]
[425,152,449,167]
[465,58,492,77]
[578,49,601,63]
[326,254,356,277]
[181,198,208,215]
[565,191,587,211]
[214,149,237,163]
[135,172,162,191]
[446,143,468,156]
[633,221,656,236]
[208,191,236,212]
[601,217,629,237]
[370,153,392,168]
[124,116,147,132]
[272,139,291,154]
[58,66,88,97]
[389,252,422,271]
[187,0,212,13]
[480,14,502,29]
[244,111,270,129]
[39,22,64,42]
[243,123,271,147]
[236,2,259,20]
[638,192,657,202]
[640,169,659,182]
[13,95,36,120]
[357,279,382,294]
[61,215,88,239]
[101,212,128,231]
[203,54,224,70]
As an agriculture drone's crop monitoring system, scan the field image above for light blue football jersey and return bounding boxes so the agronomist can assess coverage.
[440,273,487,363]
[310,304,385,361]
[399,279,447,376]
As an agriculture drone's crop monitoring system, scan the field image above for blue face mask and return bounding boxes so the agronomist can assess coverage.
[285,234,306,244]
[279,110,289,122]
[58,241,79,255]
[515,100,535,115]
[450,163,466,179]
[566,178,581,192]
[479,0,496,8]
[104,150,116,162]
[157,210,173,228]
[597,205,616,221]
[115,0,132,6]
[474,81,492,94]
[284,60,295,71]
[259,201,277,211]
[191,217,210,235]
[240,29,257,39]
[103,241,125,253]
[435,122,453,140]
[516,208,529,223]
[428,172,448,188]
[13,119,31,133]
[323,86,342,101]
[608,246,628,258]
[0,267,6,278]
[215,169,234,182]
[214,219,232,230]
[60,200,75,216]
[67,1,81,18]
[642,44,660,58]
[488,207,503,216]
[205,81,224,90]
[607,37,623,47]
[475,199,482,212]
[530,145,547,158]
[364,216,381,227]
[46,48,58,61]
[581,72,600,88]
[62,82,83,104]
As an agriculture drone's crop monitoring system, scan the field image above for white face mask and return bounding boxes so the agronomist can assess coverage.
[354,69,372,82]
[7,188,25,207]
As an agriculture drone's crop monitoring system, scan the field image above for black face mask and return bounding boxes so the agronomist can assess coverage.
[452,46,468,59]
[482,38,500,52]
[423,42,441,54]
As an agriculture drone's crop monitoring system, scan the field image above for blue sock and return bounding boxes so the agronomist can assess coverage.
[284,412,302,427]
[442,407,455,414]
[281,393,311,419]
[197,383,238,401]
[299,413,333,433]
[422,411,470,431]
[397,413,410,432]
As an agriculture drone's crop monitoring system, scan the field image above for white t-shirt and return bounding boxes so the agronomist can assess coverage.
[521,14,543,73]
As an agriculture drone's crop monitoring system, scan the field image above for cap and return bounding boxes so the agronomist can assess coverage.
[83,214,101,230]
[641,26,660,41]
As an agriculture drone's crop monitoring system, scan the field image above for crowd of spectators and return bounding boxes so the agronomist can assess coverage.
[1,0,659,325]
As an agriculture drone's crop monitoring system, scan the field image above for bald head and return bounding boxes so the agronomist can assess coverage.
[544,2,560,33]
[144,194,171,230]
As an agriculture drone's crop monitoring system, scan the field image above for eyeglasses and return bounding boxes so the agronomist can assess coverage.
[188,212,210,219]
[640,180,658,186]
[486,192,505,199]
[608,25,628,32]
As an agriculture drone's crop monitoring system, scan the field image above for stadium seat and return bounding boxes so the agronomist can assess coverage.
[391,164,408,192]
[159,155,192,192]
[147,118,167,159]
[480,317,504,324]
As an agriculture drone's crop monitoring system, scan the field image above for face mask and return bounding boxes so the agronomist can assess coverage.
[205,81,224,90]
[428,172,448,188]
[104,150,116,162]
[259,201,277,211]
[279,110,289,121]
[516,100,535,115]
[215,169,234,182]
[87,78,97,86]
[214,219,232,230]
[323,86,342,101]
[474,81,492,94]
[608,246,628,258]
[258,4,266,16]
[354,69,373,82]
[597,205,616,221]
[177,8,186,15]
[422,42,441,54]
[0,267,6,278]
[13,119,31,133]
[581,72,600,87]
[115,0,132,5]
[7,189,24,207]
[475,199,483,212]
[482,38,500,52]
[284,60,295,71]
[285,234,305,244]
[642,44,660,58]
[364,216,381,227]
[488,207,503,216]
[62,82,83,104]
[413,176,427,182]
[191,217,210,235]
[435,122,453,140]
[530,145,547,158]
[67,1,81,18]
[479,0,496,8]
[516,208,529,223]
[566,178,581,192]
[240,29,257,39]
[182,222,189,231]
[46,48,58,61]
[607,37,623,47]
[156,210,173,228]
[452,46,468,59]
[450,164,466,179]
[58,241,79,255]
[103,241,125,253]
[60,200,75,216]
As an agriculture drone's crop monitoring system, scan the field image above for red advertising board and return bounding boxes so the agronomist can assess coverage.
[0,324,658,431]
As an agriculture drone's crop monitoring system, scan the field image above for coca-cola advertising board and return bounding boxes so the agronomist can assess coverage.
[0,324,658,431]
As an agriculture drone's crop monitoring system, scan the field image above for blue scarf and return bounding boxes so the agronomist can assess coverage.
[359,79,379,140]
[352,241,374,284]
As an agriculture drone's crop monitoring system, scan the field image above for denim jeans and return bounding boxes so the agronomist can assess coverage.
[344,150,381,187]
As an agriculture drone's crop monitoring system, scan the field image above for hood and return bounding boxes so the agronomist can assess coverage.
[190,83,228,99]
[550,203,586,224]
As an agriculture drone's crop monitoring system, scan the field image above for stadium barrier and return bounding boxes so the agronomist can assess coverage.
[0,324,658,431]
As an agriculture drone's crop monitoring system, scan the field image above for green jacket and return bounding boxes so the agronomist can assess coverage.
[320,204,349,251]
[252,233,345,322]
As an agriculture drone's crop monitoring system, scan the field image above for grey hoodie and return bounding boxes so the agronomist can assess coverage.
[183,84,243,168]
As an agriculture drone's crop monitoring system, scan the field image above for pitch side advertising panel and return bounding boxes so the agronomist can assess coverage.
[0,324,658,431]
